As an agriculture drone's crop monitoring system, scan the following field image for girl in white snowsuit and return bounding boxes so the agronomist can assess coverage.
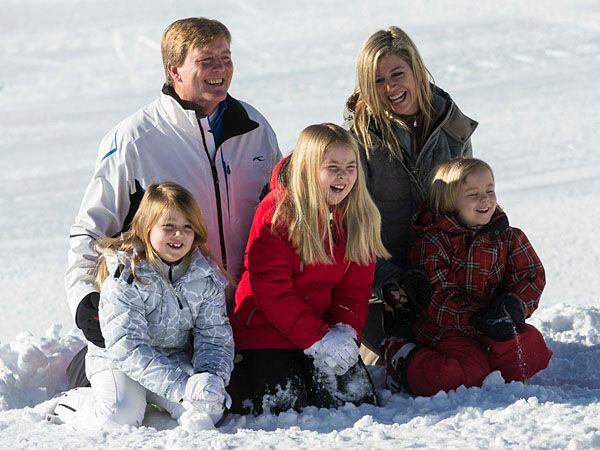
[53,182,234,430]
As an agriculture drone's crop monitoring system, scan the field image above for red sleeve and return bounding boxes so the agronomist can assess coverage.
[329,260,374,342]
[410,233,478,334]
[504,228,545,317]
[247,218,329,350]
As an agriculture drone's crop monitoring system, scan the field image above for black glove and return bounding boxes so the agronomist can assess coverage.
[377,265,432,339]
[382,305,415,339]
[75,292,105,348]
[378,266,432,314]
[400,269,433,313]
[472,294,526,342]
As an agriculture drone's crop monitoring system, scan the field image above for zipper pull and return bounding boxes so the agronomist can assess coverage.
[174,288,184,310]
[329,210,337,243]
[171,279,184,310]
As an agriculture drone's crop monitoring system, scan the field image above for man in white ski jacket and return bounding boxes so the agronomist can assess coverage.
[65,17,280,384]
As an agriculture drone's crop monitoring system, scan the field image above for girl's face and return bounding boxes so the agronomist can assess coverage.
[149,207,195,262]
[318,144,358,206]
[455,168,497,228]
[375,53,419,116]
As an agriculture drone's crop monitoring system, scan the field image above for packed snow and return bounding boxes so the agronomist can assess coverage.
[1,0,599,448]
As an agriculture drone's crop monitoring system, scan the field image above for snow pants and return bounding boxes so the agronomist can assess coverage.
[227,349,377,415]
[54,369,186,430]
[404,325,553,396]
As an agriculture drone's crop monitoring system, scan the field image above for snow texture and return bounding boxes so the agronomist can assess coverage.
[1,0,599,448]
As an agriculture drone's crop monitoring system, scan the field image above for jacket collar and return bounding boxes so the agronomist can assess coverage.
[343,83,477,146]
[413,207,509,237]
[102,247,227,289]
[161,84,259,146]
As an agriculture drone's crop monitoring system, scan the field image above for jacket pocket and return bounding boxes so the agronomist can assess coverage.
[245,306,269,328]
[145,301,165,325]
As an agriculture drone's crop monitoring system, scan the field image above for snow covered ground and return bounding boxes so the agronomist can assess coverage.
[1,0,599,447]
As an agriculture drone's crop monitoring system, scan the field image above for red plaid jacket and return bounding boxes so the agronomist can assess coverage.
[409,207,545,347]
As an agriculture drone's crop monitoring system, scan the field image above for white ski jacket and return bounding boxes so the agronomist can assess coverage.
[66,91,281,317]
[86,249,234,402]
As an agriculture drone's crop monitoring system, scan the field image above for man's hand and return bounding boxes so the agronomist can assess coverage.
[75,292,105,348]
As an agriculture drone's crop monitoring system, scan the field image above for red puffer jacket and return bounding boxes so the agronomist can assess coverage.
[230,159,375,350]
[409,207,545,347]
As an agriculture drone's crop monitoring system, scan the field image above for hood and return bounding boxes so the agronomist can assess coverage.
[269,155,291,192]
[102,250,135,275]
[344,92,360,118]
[343,84,452,124]
[413,206,509,237]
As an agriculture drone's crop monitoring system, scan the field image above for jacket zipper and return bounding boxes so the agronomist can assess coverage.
[401,103,456,204]
[198,121,228,270]
[168,265,184,309]
[414,103,454,169]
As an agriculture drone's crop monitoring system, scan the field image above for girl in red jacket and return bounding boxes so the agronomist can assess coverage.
[228,123,389,415]
[382,157,552,396]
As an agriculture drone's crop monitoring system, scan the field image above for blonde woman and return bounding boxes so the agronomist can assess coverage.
[228,123,389,415]
[52,182,234,430]
[344,26,478,361]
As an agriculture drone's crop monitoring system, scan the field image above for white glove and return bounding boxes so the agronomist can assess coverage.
[178,401,216,431]
[184,373,230,415]
[304,323,359,376]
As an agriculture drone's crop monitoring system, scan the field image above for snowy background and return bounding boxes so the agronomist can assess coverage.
[1,0,599,447]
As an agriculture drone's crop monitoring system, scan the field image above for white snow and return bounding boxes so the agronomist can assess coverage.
[1,0,599,448]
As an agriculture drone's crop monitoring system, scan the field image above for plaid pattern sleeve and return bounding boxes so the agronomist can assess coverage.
[410,233,478,334]
[504,228,546,317]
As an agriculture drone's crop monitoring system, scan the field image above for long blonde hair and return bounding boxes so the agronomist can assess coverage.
[350,26,434,160]
[429,157,495,215]
[272,123,389,265]
[95,182,222,287]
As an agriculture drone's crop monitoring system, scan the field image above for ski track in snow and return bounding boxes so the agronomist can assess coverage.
[1,0,599,447]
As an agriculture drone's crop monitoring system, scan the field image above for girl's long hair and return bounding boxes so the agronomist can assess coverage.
[350,26,434,160]
[95,182,225,287]
[429,157,495,215]
[271,123,389,265]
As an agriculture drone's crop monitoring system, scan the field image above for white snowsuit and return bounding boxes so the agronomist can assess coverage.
[56,248,234,429]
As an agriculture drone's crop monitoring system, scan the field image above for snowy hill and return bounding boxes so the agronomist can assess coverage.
[0,0,599,447]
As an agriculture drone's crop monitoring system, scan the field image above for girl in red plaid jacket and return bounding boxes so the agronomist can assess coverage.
[382,158,552,396]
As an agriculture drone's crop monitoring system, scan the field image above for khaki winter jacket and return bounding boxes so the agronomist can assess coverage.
[345,84,477,277]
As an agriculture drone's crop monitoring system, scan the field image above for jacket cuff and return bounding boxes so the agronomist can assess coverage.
[332,322,358,342]
[167,370,189,403]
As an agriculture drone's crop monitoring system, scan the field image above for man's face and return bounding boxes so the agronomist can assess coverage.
[170,37,233,115]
